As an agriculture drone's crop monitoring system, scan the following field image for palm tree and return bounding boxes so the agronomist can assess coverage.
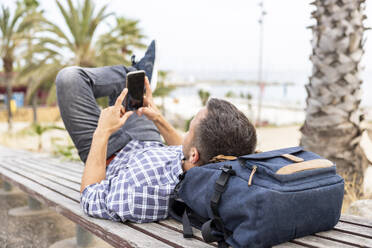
[0,1,41,130]
[49,0,111,67]
[152,70,176,115]
[18,0,43,123]
[300,0,370,196]
[21,0,145,106]
[96,16,146,66]
[20,0,111,107]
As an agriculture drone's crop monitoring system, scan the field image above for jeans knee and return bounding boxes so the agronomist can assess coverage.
[55,66,80,90]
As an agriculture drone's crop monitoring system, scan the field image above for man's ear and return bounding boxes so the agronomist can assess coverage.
[189,147,200,165]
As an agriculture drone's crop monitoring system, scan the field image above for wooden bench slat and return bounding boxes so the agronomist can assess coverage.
[293,235,356,248]
[12,157,82,183]
[340,214,372,228]
[315,229,372,247]
[129,222,215,248]
[158,219,218,247]
[159,219,207,241]
[9,158,81,192]
[19,157,83,179]
[161,218,308,247]
[0,147,35,158]
[334,221,372,238]
[0,160,81,201]
[0,163,175,248]
[163,218,372,248]
[273,243,307,248]
[28,156,84,173]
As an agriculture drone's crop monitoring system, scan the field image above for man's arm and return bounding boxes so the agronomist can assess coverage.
[137,78,183,146]
[80,88,133,193]
[152,113,183,146]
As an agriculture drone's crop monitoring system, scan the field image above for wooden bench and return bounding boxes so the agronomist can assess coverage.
[0,145,371,248]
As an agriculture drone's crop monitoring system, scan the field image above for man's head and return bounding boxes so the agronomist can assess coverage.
[182,98,257,168]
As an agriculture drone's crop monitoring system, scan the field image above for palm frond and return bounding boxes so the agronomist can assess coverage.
[8,5,26,41]
[25,61,63,104]
[55,0,78,45]
[66,0,80,43]
[87,4,111,38]
[43,21,74,49]
[81,0,93,40]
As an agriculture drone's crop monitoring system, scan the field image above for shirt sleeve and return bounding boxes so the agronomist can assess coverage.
[80,180,122,222]
[80,176,173,223]
[119,184,172,223]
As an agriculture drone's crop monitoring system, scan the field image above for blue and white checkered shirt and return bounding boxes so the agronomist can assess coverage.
[80,140,184,223]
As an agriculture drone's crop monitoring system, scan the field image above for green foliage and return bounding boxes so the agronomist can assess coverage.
[51,137,80,161]
[225,90,236,98]
[0,1,43,66]
[246,93,253,100]
[18,123,65,151]
[96,16,146,66]
[239,91,253,114]
[21,0,39,8]
[152,71,176,97]
[30,123,65,136]
[152,70,177,115]
[240,92,253,100]
[153,71,176,97]
[198,89,210,106]
[152,84,176,97]
[17,0,146,106]
[96,96,109,108]
[184,115,194,132]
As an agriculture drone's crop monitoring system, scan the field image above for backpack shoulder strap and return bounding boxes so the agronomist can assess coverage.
[201,164,235,246]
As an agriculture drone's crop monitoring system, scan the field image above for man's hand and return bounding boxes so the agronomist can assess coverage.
[81,88,133,193]
[137,77,161,121]
[96,88,133,137]
[137,77,183,146]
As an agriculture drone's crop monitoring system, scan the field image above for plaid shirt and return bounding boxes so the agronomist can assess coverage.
[80,140,184,223]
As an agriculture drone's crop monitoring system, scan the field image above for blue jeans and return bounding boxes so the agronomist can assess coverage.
[55,65,161,163]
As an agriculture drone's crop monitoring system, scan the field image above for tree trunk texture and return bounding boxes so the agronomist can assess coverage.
[301,0,370,196]
[3,57,13,131]
[32,93,38,124]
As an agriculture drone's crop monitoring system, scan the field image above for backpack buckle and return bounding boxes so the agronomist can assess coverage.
[220,164,236,175]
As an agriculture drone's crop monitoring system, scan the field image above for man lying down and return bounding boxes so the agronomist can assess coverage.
[55,40,257,223]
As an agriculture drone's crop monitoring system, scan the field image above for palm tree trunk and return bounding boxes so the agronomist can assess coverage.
[301,0,370,196]
[3,57,13,131]
[32,93,38,124]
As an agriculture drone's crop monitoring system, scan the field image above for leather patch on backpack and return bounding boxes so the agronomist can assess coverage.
[276,159,334,175]
[209,155,237,163]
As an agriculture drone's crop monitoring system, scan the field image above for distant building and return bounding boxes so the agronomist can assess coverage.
[0,72,50,108]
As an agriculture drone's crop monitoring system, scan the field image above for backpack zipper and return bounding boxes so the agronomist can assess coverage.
[248,165,257,186]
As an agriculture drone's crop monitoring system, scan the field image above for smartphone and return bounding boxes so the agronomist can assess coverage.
[124,70,145,111]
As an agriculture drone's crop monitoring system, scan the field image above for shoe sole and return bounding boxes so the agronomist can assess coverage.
[150,40,158,92]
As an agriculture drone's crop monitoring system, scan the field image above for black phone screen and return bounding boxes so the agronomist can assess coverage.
[125,71,145,111]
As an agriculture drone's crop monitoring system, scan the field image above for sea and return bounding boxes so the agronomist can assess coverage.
[161,69,372,125]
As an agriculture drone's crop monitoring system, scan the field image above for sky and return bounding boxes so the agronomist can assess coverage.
[2,0,372,84]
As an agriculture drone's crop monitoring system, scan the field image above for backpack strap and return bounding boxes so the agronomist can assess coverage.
[202,164,235,246]
[182,208,194,238]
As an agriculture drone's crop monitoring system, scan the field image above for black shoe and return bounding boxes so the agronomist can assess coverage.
[131,40,157,91]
